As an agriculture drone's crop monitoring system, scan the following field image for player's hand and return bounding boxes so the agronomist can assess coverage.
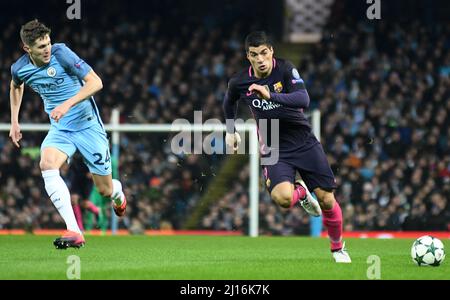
[9,123,22,148]
[50,102,71,123]
[225,132,241,151]
[248,84,271,100]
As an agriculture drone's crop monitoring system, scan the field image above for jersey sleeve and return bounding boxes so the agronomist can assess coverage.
[53,44,92,80]
[223,77,240,133]
[282,60,306,92]
[269,60,310,109]
[11,63,23,86]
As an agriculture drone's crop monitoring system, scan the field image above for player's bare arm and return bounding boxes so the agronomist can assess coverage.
[50,70,103,122]
[9,80,24,148]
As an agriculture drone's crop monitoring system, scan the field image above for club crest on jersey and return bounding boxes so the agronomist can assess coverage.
[47,67,57,77]
[273,82,283,93]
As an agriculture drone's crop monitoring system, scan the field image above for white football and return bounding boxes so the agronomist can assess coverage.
[411,235,445,267]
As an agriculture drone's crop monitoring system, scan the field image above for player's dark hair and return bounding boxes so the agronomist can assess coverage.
[245,31,272,52]
[20,19,51,46]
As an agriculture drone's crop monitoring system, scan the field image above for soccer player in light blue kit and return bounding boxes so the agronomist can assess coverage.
[9,20,127,249]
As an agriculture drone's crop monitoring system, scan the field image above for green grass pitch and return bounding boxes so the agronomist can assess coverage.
[0,235,448,280]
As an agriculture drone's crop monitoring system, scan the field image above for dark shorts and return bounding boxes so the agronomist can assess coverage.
[262,142,337,193]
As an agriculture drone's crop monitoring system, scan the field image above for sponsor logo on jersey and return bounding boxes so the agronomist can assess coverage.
[252,99,281,111]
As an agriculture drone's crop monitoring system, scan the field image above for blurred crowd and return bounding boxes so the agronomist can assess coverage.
[0,3,449,234]
[315,21,450,231]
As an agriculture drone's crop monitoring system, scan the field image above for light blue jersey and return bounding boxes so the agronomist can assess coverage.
[11,44,111,175]
[11,43,103,131]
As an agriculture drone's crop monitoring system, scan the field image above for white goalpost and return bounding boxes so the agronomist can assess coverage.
[0,109,320,238]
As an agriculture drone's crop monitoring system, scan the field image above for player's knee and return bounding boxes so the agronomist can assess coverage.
[39,158,58,171]
[97,184,112,198]
[271,191,292,209]
[318,192,335,210]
